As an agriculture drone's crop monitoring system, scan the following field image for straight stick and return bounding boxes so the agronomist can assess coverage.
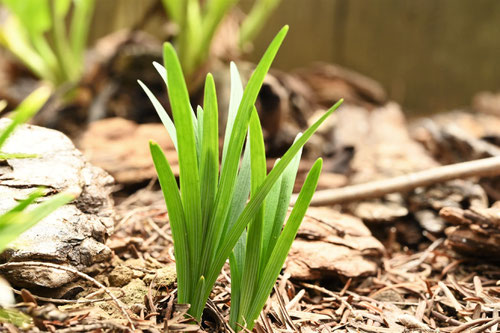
[291,156,500,206]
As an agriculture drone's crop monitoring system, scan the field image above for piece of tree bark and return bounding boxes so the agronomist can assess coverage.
[440,203,500,258]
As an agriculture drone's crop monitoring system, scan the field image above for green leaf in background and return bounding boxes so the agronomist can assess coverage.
[0,86,51,150]
[240,0,283,49]
[159,0,283,79]
[0,0,95,87]
[162,0,184,24]
[1,0,52,35]
[0,308,32,329]
[70,0,95,68]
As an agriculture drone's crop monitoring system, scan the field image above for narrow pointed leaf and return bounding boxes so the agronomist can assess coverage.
[138,80,178,150]
[150,141,190,303]
[200,74,219,233]
[238,109,266,321]
[156,58,200,149]
[262,134,302,268]
[0,86,51,149]
[221,62,244,173]
[163,44,203,286]
[196,105,204,167]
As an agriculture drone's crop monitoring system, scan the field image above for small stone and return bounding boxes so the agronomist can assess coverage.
[121,279,148,306]
[144,264,176,288]
[108,265,133,287]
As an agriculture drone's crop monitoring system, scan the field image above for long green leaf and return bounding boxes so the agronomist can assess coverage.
[0,153,37,160]
[0,18,55,83]
[153,60,199,149]
[240,0,283,48]
[0,189,44,218]
[238,109,266,322]
[261,134,302,268]
[163,43,203,299]
[245,158,322,329]
[200,74,219,235]
[0,87,51,149]
[70,0,95,72]
[221,62,244,173]
[149,142,190,303]
[227,138,252,327]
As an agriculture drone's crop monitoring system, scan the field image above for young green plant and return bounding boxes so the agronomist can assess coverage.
[161,0,283,79]
[0,0,95,87]
[141,26,343,324]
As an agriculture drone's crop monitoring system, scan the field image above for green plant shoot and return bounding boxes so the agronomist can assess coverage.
[141,26,343,326]
[161,0,283,79]
[0,0,95,87]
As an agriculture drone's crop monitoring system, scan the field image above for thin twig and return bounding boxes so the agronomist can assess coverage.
[450,318,492,333]
[0,261,135,330]
[10,288,120,304]
[291,156,500,206]
[301,282,355,314]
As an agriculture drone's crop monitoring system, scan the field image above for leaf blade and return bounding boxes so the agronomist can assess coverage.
[138,79,178,150]
[238,108,266,322]
[164,44,203,278]
[149,141,191,303]
[199,74,219,235]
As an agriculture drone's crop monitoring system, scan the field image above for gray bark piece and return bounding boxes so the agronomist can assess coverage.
[0,119,114,288]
